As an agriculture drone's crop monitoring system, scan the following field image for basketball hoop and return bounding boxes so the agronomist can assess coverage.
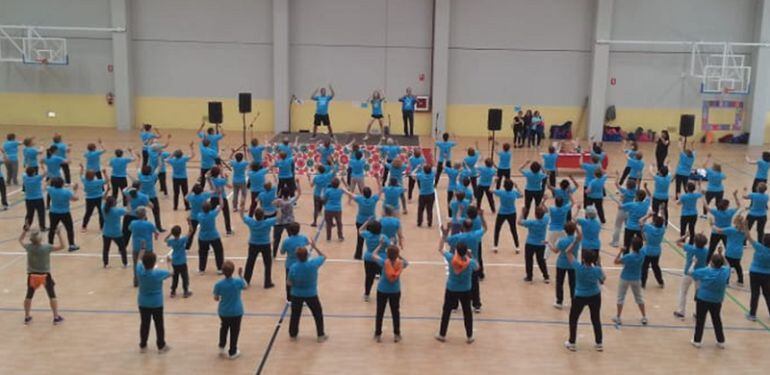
[37,57,49,65]
[723,87,733,95]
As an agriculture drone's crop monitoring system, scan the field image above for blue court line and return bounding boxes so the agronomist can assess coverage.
[1,306,766,333]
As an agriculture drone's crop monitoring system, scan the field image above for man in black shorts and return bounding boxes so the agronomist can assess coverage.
[21,226,66,325]
[311,85,335,138]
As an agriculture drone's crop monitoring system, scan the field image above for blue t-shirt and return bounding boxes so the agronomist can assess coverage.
[368,256,407,293]
[400,95,416,111]
[84,150,104,171]
[289,256,326,297]
[620,249,646,281]
[47,187,73,214]
[627,158,644,179]
[750,242,770,275]
[683,244,709,275]
[495,189,520,215]
[542,153,558,172]
[463,155,479,177]
[381,145,401,161]
[276,157,294,179]
[248,169,269,193]
[230,160,249,184]
[52,142,67,157]
[23,147,39,167]
[692,266,730,303]
[383,186,404,209]
[495,150,511,170]
[318,145,335,165]
[244,216,276,245]
[258,188,277,214]
[755,159,770,179]
[187,191,211,218]
[312,171,333,197]
[281,234,309,270]
[581,163,599,185]
[554,186,577,202]
[277,143,294,158]
[102,205,126,238]
[417,170,436,195]
[110,157,132,178]
[522,215,550,245]
[381,217,400,239]
[408,155,424,172]
[198,132,223,151]
[249,145,266,164]
[706,169,725,192]
[586,176,607,199]
[349,158,366,178]
[711,207,738,228]
[167,156,190,179]
[445,167,459,192]
[196,210,220,241]
[129,220,156,252]
[642,223,665,257]
[676,151,695,176]
[140,131,158,150]
[371,99,383,116]
[138,173,158,198]
[386,163,406,182]
[199,145,218,170]
[166,236,188,265]
[313,95,332,115]
[136,264,169,308]
[436,141,456,162]
[127,192,149,216]
[82,177,105,199]
[3,140,21,161]
[447,229,485,258]
[478,166,496,187]
[619,187,636,204]
[653,174,672,200]
[577,217,601,250]
[573,262,603,297]
[23,174,44,200]
[622,199,650,231]
[748,192,769,217]
[323,187,343,212]
[443,251,477,292]
[722,226,746,259]
[555,235,580,270]
[523,170,546,191]
[361,231,390,255]
[44,156,65,178]
[214,277,247,317]
[549,204,572,231]
[354,195,379,223]
[679,192,702,216]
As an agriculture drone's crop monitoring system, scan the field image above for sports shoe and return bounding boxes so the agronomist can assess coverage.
[523,277,533,283]
[169,291,176,298]
[690,340,702,349]
[737,282,745,288]
[317,335,329,343]
[434,334,446,342]
[640,317,648,325]
[24,316,32,325]
[609,242,619,248]
[374,335,382,343]
[68,245,80,252]
[514,247,520,255]
[363,294,370,302]
[183,291,193,298]
[229,350,241,359]
[564,341,576,352]
[745,313,757,322]
[216,270,223,275]
[474,307,481,313]
[673,311,685,319]
[594,343,604,352]
[139,346,148,353]
[553,302,563,310]
[492,246,498,253]
[53,316,64,325]
[394,335,402,343]
[219,346,227,357]
[658,283,665,289]
[158,345,171,354]
[611,316,622,326]
[466,336,475,344]
[265,283,275,289]
[716,342,726,349]
[543,278,550,284]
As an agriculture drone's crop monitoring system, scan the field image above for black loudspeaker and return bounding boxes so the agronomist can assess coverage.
[208,101,223,124]
[488,108,502,131]
[679,114,695,137]
[239,93,251,113]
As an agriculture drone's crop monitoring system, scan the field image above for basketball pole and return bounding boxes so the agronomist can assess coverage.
[434,112,439,166]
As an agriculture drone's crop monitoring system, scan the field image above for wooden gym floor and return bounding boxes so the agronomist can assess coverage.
[0,125,769,374]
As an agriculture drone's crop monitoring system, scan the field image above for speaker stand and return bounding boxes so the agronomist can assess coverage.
[489,129,497,157]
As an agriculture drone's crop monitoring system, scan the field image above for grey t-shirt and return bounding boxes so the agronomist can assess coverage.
[276,197,298,225]
[25,243,53,273]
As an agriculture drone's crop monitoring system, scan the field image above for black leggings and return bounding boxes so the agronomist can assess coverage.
[289,296,325,337]
[355,222,365,260]
[122,214,137,246]
[25,199,46,229]
[48,213,75,246]
[619,167,631,185]
[704,191,724,215]
[439,290,473,338]
[568,294,602,344]
[364,261,380,297]
[102,236,127,266]
[407,176,417,200]
[675,174,689,197]
[149,197,164,231]
[110,176,128,206]
[523,190,544,219]
[0,177,7,207]
[139,306,166,349]
[219,315,242,356]
[312,196,324,225]
[680,215,697,244]
[524,244,548,280]
[273,223,289,258]
[475,185,495,212]
[82,197,104,229]
[493,213,519,248]
[496,169,511,189]
[157,172,168,195]
[402,110,414,136]
[198,238,224,272]
[623,228,641,251]
[171,264,190,293]
[375,291,401,336]
[172,178,189,210]
[749,272,770,317]
[586,197,606,224]
[747,215,767,241]
[708,232,727,261]
[244,243,272,287]
[417,194,435,226]
[652,198,669,222]
[210,196,231,233]
[694,298,724,344]
[434,162,445,187]
[727,257,744,284]
[555,268,576,305]
[641,255,664,287]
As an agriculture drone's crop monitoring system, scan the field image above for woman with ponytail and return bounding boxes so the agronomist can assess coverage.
[436,225,479,344]
[367,244,408,343]
[101,195,128,268]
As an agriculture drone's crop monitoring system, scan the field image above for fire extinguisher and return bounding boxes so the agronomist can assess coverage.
[106,92,114,106]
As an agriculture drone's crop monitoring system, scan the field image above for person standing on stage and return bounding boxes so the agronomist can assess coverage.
[365,90,386,141]
[311,85,335,138]
[399,88,417,137]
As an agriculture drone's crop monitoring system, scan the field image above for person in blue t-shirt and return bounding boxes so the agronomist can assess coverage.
[674,233,710,319]
[228,151,249,213]
[677,182,703,244]
[83,140,106,178]
[743,183,768,240]
[618,140,638,185]
[135,250,171,353]
[22,137,42,172]
[493,142,513,189]
[702,155,726,215]
[744,228,770,321]
[247,163,270,217]
[166,144,195,211]
[690,250,730,348]
[288,242,328,341]
[580,155,602,205]
[378,138,401,185]
[435,133,456,186]
[359,220,391,300]
[618,189,651,252]
[322,178,344,241]
[564,227,606,352]
[436,232,479,343]
[446,214,487,310]
[746,152,770,192]
[706,195,740,260]
[493,179,522,253]
[206,166,233,235]
[406,149,425,201]
[399,87,417,137]
[109,148,135,206]
[213,260,247,359]
[139,123,160,166]
[585,168,608,224]
[122,182,151,247]
[47,177,80,252]
[366,243,408,342]
[546,221,580,309]
[650,164,673,222]
[196,202,225,274]
[196,122,225,152]
[348,150,367,194]
[23,167,47,230]
[79,164,108,232]
[463,147,480,190]
[639,214,667,288]
[712,215,748,286]
[101,196,127,268]
[137,164,165,233]
[612,236,648,326]
[198,138,219,181]
[240,207,277,289]
[3,133,22,185]
[379,175,407,215]
[280,222,309,300]
[308,164,334,227]
[248,138,266,166]
[50,134,72,184]
[344,187,380,259]
[674,138,694,199]
[43,146,67,208]
[519,205,550,283]
[414,164,437,227]
[520,160,547,219]
[364,90,386,140]
[475,158,497,213]
[311,85,336,138]
[274,151,296,199]
[128,207,159,286]
[611,176,637,248]
[542,145,559,188]
[164,225,191,298]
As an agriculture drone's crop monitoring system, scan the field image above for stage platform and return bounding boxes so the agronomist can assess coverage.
[268,132,421,147]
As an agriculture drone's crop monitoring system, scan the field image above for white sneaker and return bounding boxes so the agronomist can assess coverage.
[466,336,475,344]
[564,341,576,352]
[691,340,702,349]
[158,345,171,354]
[553,302,563,310]
[229,350,241,359]
[492,246,498,253]
[640,317,648,325]
[612,316,622,326]
[317,335,329,343]
[394,334,402,343]
[716,342,726,349]
[363,294,370,302]
[219,346,227,357]
[374,334,382,343]
[594,343,603,352]
[610,242,619,248]
[434,334,446,342]
[514,247,520,255]
[474,307,481,313]
[216,270,223,275]
[746,313,757,322]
